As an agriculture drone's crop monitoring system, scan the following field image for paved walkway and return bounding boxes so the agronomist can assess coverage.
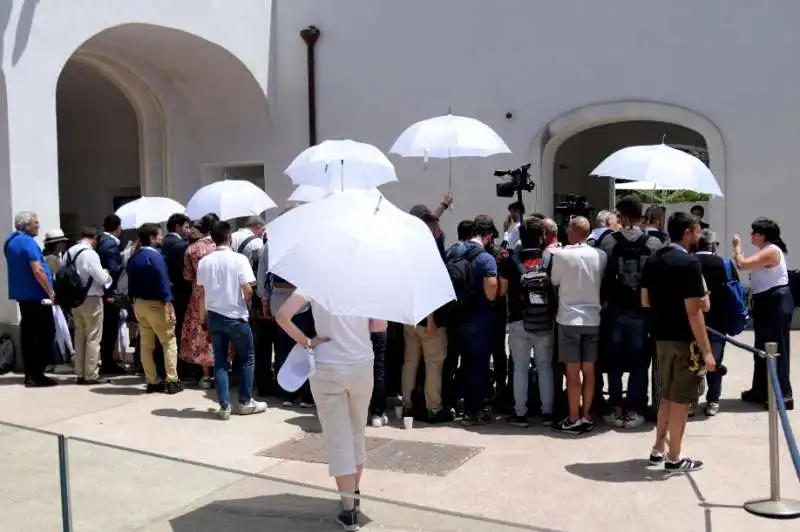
[1,331,798,531]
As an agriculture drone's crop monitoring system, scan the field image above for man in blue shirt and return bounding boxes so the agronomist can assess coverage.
[126,223,183,394]
[458,215,499,425]
[3,211,57,387]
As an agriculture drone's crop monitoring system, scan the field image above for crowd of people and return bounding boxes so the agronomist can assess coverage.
[2,193,796,530]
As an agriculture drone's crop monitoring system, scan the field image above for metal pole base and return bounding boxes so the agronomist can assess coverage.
[744,498,800,519]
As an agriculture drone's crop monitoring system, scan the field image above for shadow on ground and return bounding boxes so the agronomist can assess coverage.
[167,492,365,532]
[565,459,673,483]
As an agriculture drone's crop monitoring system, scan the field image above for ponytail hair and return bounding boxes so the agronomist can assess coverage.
[751,217,787,253]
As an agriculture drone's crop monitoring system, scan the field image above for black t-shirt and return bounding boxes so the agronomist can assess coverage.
[641,246,706,342]
[696,252,738,332]
[498,248,546,323]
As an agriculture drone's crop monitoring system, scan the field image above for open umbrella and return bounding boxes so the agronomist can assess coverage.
[389,113,511,189]
[592,144,723,197]
[186,180,277,220]
[114,196,185,229]
[284,139,397,191]
[287,184,381,204]
[267,190,455,324]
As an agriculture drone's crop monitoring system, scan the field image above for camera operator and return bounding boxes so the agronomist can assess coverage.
[503,201,525,248]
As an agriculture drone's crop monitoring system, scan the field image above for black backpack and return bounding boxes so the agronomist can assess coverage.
[515,249,555,332]
[606,232,652,309]
[440,246,484,325]
[54,248,92,309]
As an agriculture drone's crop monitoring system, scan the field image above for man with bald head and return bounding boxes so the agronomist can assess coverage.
[550,216,607,434]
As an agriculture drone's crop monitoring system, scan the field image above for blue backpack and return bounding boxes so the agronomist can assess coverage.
[722,258,749,335]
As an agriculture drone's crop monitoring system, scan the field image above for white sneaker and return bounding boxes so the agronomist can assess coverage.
[298,401,315,409]
[238,399,267,415]
[604,413,625,428]
[371,416,384,427]
[281,400,295,407]
[217,405,232,420]
[381,414,389,425]
[624,413,645,429]
[198,376,214,390]
[705,402,720,416]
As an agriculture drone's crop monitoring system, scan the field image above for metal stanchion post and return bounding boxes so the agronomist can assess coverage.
[58,435,73,532]
[744,342,800,519]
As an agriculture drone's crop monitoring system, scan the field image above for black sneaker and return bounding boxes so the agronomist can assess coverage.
[428,408,454,424]
[164,381,184,395]
[541,413,555,427]
[506,415,529,428]
[354,489,361,513]
[649,449,665,466]
[665,457,703,472]
[336,508,360,531]
[581,417,595,433]
[25,376,57,388]
[100,363,127,376]
[554,418,584,435]
[146,382,165,394]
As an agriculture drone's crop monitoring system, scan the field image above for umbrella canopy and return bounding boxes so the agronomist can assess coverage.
[267,190,455,324]
[186,180,277,220]
[114,196,185,229]
[287,184,381,204]
[592,144,723,197]
[389,114,511,159]
[284,139,397,190]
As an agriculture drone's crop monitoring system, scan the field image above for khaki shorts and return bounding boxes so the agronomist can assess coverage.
[656,341,704,405]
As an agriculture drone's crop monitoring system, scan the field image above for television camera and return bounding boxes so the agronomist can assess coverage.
[554,194,595,221]
[495,163,534,203]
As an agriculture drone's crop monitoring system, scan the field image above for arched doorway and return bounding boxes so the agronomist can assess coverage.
[552,121,707,214]
[54,23,270,233]
[529,101,726,248]
[56,60,141,235]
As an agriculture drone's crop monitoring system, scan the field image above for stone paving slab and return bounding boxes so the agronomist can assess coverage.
[0,331,798,531]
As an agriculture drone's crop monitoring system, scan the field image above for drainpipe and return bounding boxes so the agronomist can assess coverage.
[300,25,321,146]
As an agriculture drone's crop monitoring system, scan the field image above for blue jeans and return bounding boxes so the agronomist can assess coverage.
[458,319,493,416]
[705,338,726,403]
[608,311,649,412]
[207,311,255,408]
[508,321,554,416]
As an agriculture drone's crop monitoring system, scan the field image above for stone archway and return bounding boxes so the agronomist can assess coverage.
[528,101,726,245]
[54,23,271,230]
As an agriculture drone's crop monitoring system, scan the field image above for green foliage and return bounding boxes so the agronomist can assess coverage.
[615,190,710,204]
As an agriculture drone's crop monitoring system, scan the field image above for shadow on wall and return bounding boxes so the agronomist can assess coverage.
[12,0,39,66]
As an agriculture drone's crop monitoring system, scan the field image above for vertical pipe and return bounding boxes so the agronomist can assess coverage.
[765,342,781,501]
[57,435,73,532]
[300,26,321,147]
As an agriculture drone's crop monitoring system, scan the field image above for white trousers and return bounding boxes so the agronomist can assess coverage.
[310,360,374,477]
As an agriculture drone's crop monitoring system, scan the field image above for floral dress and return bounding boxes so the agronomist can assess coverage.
[180,237,216,367]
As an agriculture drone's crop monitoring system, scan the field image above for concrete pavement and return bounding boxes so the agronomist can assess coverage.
[0,330,798,531]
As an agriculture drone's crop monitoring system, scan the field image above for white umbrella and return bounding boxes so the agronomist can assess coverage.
[389,113,511,189]
[267,190,455,324]
[284,139,397,191]
[592,144,723,197]
[186,180,277,220]
[287,184,381,204]
[114,196,185,229]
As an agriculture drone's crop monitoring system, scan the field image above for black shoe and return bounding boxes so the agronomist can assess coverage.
[506,415,529,428]
[336,508,360,531]
[164,381,184,395]
[146,382,165,394]
[741,389,767,404]
[665,457,703,472]
[541,413,555,427]
[77,378,110,385]
[100,363,127,376]
[554,418,584,435]
[649,449,666,465]
[428,408,454,424]
[24,376,57,388]
[764,398,794,411]
[354,489,361,513]
[581,417,595,433]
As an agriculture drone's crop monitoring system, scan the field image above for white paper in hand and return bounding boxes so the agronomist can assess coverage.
[277,344,315,393]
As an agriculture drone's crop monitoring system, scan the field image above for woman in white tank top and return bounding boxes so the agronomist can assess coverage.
[732,217,793,409]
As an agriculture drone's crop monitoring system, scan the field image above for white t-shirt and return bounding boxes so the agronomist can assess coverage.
[550,243,607,327]
[296,290,374,365]
[196,247,256,320]
[230,229,264,264]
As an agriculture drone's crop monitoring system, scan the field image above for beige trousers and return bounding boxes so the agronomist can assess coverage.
[133,300,179,384]
[310,361,374,477]
[402,325,446,412]
[72,296,104,379]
